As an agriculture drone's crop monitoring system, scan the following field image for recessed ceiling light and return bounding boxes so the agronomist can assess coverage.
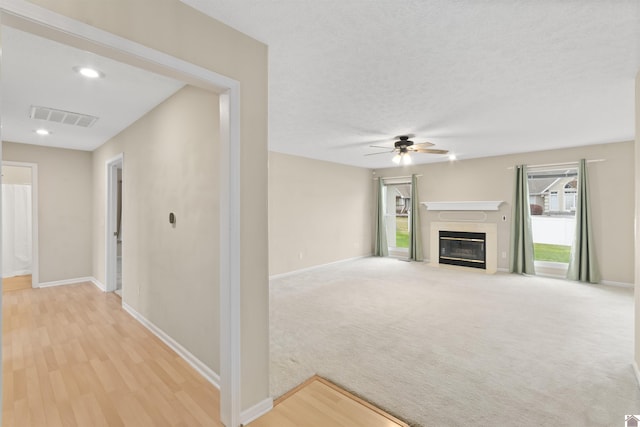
[73,66,105,79]
[35,129,51,136]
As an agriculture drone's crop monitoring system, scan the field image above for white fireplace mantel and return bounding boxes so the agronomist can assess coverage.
[422,201,503,211]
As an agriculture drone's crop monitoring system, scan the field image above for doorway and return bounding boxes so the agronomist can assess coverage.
[106,154,123,294]
[1,161,38,289]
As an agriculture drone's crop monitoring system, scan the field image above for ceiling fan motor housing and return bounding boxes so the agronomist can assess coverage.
[394,136,413,152]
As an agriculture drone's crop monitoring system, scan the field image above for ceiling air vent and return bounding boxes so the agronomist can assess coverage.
[29,106,98,128]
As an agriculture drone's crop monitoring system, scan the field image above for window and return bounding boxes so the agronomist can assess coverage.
[527,168,577,265]
[383,182,411,253]
[549,191,559,211]
[564,182,577,212]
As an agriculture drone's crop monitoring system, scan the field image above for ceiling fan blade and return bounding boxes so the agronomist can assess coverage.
[412,141,435,148]
[369,145,393,149]
[411,148,449,154]
[365,150,395,156]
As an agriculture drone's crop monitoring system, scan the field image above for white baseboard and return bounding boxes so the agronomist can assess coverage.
[518,273,633,289]
[38,276,107,292]
[537,274,633,288]
[121,302,221,389]
[601,280,634,289]
[39,276,95,288]
[269,255,372,280]
[240,397,274,426]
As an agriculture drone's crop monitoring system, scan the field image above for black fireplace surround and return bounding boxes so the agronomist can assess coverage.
[439,230,486,270]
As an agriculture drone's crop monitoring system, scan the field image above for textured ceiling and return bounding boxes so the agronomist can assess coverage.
[182,0,640,168]
[1,26,184,151]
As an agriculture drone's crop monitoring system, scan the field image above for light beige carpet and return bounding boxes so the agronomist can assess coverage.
[269,257,640,426]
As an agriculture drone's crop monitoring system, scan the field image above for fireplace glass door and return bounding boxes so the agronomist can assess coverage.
[439,231,486,269]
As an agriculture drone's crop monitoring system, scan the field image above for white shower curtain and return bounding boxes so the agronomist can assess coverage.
[2,184,32,278]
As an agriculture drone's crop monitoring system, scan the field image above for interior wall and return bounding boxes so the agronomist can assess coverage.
[93,85,220,374]
[2,165,32,185]
[375,141,634,284]
[1,141,92,282]
[28,0,270,410]
[268,152,373,276]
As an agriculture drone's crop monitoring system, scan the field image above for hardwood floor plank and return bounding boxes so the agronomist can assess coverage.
[108,357,141,392]
[42,347,58,372]
[71,394,107,427]
[92,387,125,427]
[48,370,69,403]
[174,390,215,427]
[57,401,78,427]
[111,391,157,427]
[13,369,27,402]
[13,398,30,427]
[25,363,47,427]
[89,358,124,393]
[137,384,182,426]
[41,400,64,427]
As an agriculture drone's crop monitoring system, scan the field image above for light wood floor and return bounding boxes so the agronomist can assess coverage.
[3,275,32,292]
[248,375,409,427]
[2,282,222,426]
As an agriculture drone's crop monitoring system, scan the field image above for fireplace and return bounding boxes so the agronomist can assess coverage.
[439,230,486,270]
[430,222,497,274]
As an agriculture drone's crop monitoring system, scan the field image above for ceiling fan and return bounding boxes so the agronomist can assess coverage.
[367,135,449,165]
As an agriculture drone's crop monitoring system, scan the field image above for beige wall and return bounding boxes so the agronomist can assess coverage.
[376,141,635,284]
[2,142,92,282]
[2,165,32,185]
[269,152,373,276]
[26,0,269,410]
[93,85,220,374]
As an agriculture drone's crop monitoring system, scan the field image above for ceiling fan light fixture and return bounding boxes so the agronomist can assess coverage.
[402,153,412,165]
[392,153,402,164]
[448,153,457,161]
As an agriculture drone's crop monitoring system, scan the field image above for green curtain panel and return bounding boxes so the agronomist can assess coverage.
[509,164,535,274]
[374,178,388,257]
[409,174,423,261]
[567,159,600,283]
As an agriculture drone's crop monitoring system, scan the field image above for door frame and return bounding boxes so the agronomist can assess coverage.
[1,161,39,288]
[105,154,123,293]
[0,2,244,426]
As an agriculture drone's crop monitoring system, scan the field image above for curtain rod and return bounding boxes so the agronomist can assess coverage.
[507,159,605,170]
[373,174,423,180]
